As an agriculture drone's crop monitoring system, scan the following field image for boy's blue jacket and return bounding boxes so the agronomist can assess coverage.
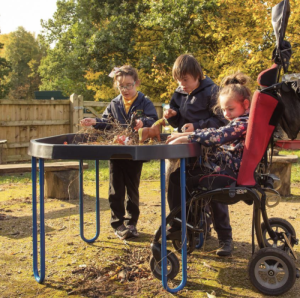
[93,92,158,130]
[167,76,226,132]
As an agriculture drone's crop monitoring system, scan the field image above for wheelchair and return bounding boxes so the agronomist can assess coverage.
[150,97,299,294]
[150,1,300,292]
[150,162,299,295]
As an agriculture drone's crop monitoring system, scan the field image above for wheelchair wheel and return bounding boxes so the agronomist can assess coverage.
[248,247,296,296]
[172,231,196,254]
[149,250,180,281]
[261,217,296,249]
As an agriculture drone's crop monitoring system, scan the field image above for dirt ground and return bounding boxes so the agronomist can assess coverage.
[0,179,299,298]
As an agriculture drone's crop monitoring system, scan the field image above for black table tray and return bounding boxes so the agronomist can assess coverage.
[28,133,202,160]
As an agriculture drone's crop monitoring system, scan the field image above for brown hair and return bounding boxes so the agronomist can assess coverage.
[112,65,139,88]
[214,72,252,113]
[172,54,204,81]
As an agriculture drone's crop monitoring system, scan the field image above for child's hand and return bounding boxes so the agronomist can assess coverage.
[182,123,194,132]
[80,118,96,126]
[134,119,143,131]
[166,133,181,144]
[168,136,189,145]
[164,109,177,119]
[166,133,190,144]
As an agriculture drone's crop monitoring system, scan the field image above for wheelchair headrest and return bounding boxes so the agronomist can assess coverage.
[257,64,279,87]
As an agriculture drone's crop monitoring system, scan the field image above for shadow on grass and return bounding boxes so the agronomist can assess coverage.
[281,195,300,201]
[0,195,110,239]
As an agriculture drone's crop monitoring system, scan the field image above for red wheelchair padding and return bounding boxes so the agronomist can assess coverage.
[237,90,280,186]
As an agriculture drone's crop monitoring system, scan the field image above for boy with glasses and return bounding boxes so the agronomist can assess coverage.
[80,65,158,240]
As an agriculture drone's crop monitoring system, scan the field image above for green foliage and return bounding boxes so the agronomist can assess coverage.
[38,0,300,103]
[0,27,46,99]
[0,42,11,98]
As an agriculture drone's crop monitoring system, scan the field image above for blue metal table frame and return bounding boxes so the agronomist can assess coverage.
[160,158,187,292]
[31,157,188,292]
[29,134,201,291]
[31,158,101,282]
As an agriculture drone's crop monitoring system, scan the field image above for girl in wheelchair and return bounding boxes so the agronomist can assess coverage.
[166,71,252,256]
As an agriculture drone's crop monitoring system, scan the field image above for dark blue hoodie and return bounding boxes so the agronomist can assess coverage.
[167,76,226,132]
[93,92,158,130]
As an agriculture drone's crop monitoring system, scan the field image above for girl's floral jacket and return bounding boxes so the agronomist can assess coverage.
[187,113,249,175]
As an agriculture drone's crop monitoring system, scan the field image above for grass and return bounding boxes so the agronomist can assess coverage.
[0,159,161,185]
[81,148,300,184]
[1,148,298,185]
[1,150,300,297]
[82,159,161,182]
[280,149,300,183]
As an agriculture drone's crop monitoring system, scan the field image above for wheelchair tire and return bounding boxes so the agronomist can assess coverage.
[248,247,296,296]
[149,250,180,281]
[261,217,296,249]
[172,231,196,254]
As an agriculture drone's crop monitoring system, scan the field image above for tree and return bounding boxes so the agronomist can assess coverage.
[1,27,46,99]
[0,42,11,98]
[38,0,96,100]
[39,0,300,102]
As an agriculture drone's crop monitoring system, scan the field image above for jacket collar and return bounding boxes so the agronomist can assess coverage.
[113,91,144,104]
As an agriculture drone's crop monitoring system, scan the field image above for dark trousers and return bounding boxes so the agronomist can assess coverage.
[109,159,143,229]
[167,166,232,241]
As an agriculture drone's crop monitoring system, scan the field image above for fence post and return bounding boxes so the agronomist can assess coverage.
[78,95,84,123]
[0,140,7,164]
[70,94,83,133]
[154,103,163,119]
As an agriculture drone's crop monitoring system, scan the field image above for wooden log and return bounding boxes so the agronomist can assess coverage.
[45,170,80,200]
[0,161,88,200]
[270,155,298,196]
[0,161,88,175]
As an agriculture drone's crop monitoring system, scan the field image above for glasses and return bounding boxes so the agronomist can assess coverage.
[118,82,136,91]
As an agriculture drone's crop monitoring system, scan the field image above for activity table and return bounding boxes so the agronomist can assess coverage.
[28,133,202,292]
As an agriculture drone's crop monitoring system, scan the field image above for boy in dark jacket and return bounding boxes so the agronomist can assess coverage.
[164,54,233,256]
[164,55,225,133]
[166,71,252,256]
[81,65,158,240]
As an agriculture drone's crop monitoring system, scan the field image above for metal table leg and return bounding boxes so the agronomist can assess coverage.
[32,157,45,283]
[160,158,187,292]
[79,159,100,243]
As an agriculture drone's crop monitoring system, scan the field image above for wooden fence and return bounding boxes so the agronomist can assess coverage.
[0,94,163,163]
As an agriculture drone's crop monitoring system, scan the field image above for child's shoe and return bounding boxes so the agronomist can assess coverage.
[114,224,131,240]
[127,225,139,237]
[216,239,233,256]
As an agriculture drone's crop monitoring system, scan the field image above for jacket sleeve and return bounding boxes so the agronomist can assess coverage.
[93,103,113,130]
[188,119,248,147]
[193,94,227,130]
[139,97,158,128]
[166,93,181,128]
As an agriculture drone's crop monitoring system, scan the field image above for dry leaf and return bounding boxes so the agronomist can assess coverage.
[206,290,217,298]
